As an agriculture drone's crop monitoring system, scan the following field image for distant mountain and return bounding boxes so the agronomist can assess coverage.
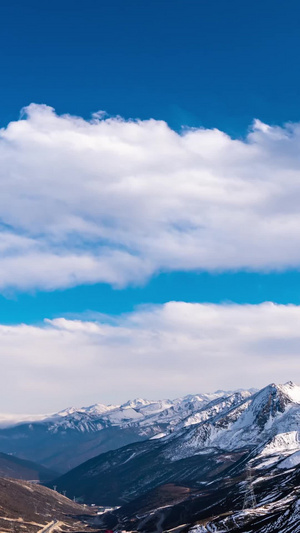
[0,389,250,472]
[52,382,300,508]
[0,451,57,482]
[0,476,95,533]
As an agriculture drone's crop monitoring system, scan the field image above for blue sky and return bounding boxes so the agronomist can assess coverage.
[2,271,300,325]
[2,1,300,411]
[2,0,300,133]
[2,0,300,320]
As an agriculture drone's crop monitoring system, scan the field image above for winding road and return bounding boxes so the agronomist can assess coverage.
[38,519,61,533]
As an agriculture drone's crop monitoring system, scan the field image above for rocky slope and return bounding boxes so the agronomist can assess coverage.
[99,441,300,532]
[0,476,96,533]
[187,463,300,533]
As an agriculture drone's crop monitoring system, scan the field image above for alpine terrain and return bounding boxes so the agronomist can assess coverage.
[0,391,245,472]
[50,381,300,532]
[2,382,300,532]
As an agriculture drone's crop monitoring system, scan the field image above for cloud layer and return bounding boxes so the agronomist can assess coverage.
[3,302,300,412]
[1,105,300,290]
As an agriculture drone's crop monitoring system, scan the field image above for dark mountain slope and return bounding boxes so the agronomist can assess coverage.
[0,421,147,473]
[100,460,300,532]
[0,451,58,481]
[52,437,249,505]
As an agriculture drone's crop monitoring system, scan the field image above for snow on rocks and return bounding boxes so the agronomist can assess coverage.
[278,450,300,469]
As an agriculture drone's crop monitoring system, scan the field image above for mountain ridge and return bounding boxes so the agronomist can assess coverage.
[0,387,257,472]
[51,381,300,506]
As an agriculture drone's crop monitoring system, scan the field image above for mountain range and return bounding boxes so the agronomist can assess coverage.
[0,389,251,472]
[51,381,300,532]
[2,381,300,532]
[51,382,300,504]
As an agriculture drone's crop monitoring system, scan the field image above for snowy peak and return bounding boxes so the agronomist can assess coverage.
[277,381,300,403]
[2,382,298,446]
[120,398,153,410]
[217,382,300,439]
[2,381,300,478]
[180,390,252,429]
[82,403,119,415]
[57,403,119,417]
[160,382,300,462]
[248,381,300,428]
[260,381,300,404]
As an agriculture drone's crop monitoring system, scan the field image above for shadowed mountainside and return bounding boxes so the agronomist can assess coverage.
[0,451,58,482]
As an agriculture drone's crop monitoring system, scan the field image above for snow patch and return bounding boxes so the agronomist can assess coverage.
[278,450,300,469]
[150,432,166,440]
[260,432,300,456]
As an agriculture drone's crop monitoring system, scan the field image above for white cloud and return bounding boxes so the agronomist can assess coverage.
[0,105,300,290]
[2,302,300,412]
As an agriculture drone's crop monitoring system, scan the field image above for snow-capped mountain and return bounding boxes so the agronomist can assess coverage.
[163,381,300,461]
[1,381,299,478]
[0,391,233,432]
[0,389,253,472]
[2,381,300,531]
[52,381,300,507]
[65,381,300,532]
